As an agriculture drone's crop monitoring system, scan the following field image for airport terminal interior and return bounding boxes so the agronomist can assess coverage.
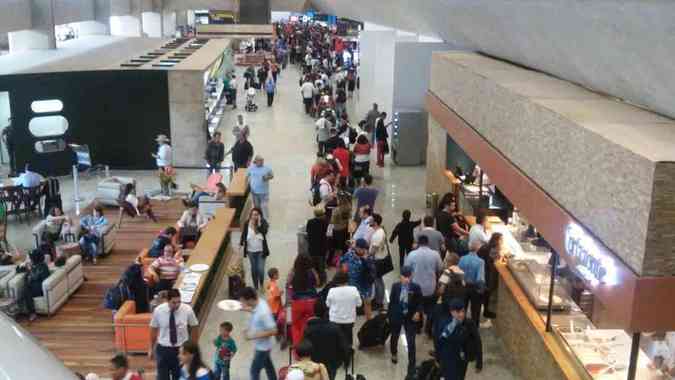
[1,1,675,380]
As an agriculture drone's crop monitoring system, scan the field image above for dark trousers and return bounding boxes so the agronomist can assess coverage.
[250,349,277,380]
[422,295,437,336]
[156,345,180,380]
[303,97,313,113]
[326,363,338,380]
[390,319,417,375]
[442,358,468,380]
[267,92,274,106]
[336,322,354,370]
[465,285,483,325]
[318,141,326,156]
[310,255,327,285]
[398,244,412,268]
[483,289,493,315]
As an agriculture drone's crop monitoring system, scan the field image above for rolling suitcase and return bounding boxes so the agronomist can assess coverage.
[357,313,390,349]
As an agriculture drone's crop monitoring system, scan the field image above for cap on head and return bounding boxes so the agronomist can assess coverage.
[448,298,465,311]
[400,265,413,278]
[355,238,369,250]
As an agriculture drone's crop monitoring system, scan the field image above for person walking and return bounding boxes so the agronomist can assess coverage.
[229,130,254,171]
[433,299,483,380]
[240,208,270,291]
[153,134,173,170]
[306,207,329,285]
[368,213,387,309]
[288,254,320,345]
[477,233,503,319]
[405,235,443,338]
[247,155,274,219]
[149,289,199,380]
[325,271,362,359]
[301,77,315,114]
[375,112,389,167]
[265,76,276,107]
[205,131,225,176]
[2,118,16,176]
[304,301,349,380]
[390,210,422,268]
[388,266,423,379]
[240,287,279,380]
[458,241,486,324]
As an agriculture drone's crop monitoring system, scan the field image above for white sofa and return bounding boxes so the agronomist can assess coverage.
[0,265,18,298]
[9,255,84,316]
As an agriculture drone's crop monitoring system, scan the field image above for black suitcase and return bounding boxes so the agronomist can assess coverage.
[357,313,390,349]
[416,359,442,380]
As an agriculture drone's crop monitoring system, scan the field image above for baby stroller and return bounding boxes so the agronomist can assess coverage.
[245,87,259,112]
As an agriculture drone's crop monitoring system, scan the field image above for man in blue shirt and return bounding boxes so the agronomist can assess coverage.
[14,163,43,188]
[352,206,373,242]
[404,235,443,337]
[458,240,486,324]
[353,174,378,219]
[247,155,274,220]
[240,287,278,380]
[340,238,375,320]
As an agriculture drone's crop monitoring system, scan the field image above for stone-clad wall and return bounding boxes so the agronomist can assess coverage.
[425,118,454,197]
[429,52,670,276]
[496,280,567,380]
[645,163,675,276]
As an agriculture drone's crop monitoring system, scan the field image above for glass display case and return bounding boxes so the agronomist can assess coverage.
[507,259,572,311]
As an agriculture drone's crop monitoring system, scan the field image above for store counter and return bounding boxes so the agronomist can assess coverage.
[494,221,665,380]
[227,168,249,227]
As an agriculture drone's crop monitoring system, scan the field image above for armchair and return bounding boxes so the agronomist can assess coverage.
[11,268,69,316]
[32,219,77,249]
[114,300,152,353]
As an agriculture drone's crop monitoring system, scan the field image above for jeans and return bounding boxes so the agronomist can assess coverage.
[156,345,180,380]
[398,244,412,269]
[267,92,274,106]
[251,350,277,380]
[248,251,266,290]
[79,235,99,260]
[390,320,418,376]
[374,276,385,307]
[214,361,230,380]
[251,192,270,220]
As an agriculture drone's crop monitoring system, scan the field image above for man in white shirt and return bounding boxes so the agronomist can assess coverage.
[152,134,172,169]
[14,163,43,188]
[326,271,362,350]
[315,115,331,155]
[369,213,388,309]
[149,289,199,380]
[301,78,315,114]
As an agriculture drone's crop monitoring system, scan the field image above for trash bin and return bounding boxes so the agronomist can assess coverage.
[426,192,439,211]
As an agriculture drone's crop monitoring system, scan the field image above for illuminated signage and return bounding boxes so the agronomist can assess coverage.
[564,223,618,286]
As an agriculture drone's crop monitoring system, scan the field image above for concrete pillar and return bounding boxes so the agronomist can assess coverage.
[75,20,109,36]
[141,12,162,37]
[13,0,58,50]
[162,11,177,37]
[110,15,141,36]
[176,10,187,28]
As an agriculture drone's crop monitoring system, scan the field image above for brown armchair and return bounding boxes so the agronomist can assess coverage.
[114,300,152,353]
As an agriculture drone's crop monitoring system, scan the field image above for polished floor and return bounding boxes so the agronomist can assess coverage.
[6,62,521,379]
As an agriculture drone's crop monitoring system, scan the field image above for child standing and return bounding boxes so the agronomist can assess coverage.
[266,268,282,319]
[213,322,237,380]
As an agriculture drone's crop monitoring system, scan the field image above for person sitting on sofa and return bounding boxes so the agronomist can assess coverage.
[17,249,51,321]
[177,202,208,247]
[148,227,178,258]
[42,207,71,245]
[120,183,158,223]
[148,245,182,293]
[79,205,108,264]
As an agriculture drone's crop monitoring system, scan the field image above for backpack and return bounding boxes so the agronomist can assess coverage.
[357,313,390,349]
[103,281,130,310]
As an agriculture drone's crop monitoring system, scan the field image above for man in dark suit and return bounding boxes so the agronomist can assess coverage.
[388,265,423,379]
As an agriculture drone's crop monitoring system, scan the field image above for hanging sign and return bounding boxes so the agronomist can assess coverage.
[564,223,619,286]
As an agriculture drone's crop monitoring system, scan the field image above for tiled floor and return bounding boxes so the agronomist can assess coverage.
[4,62,521,379]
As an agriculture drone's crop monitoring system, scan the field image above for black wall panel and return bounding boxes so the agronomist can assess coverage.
[239,0,271,24]
[0,70,170,176]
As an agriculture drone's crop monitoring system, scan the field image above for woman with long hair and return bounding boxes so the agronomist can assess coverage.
[240,207,270,290]
[179,341,213,380]
[289,253,319,345]
[351,134,371,182]
[120,182,157,222]
[477,232,503,319]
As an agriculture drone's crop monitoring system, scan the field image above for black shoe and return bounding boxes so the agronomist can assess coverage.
[391,356,398,364]
[484,311,497,319]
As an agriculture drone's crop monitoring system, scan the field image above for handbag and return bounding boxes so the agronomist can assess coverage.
[375,239,394,277]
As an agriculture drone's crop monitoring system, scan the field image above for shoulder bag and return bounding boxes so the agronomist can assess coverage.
[375,232,394,277]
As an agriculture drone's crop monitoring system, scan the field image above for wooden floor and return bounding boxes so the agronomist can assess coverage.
[20,199,186,379]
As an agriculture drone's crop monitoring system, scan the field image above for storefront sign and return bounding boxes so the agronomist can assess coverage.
[565,223,618,286]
